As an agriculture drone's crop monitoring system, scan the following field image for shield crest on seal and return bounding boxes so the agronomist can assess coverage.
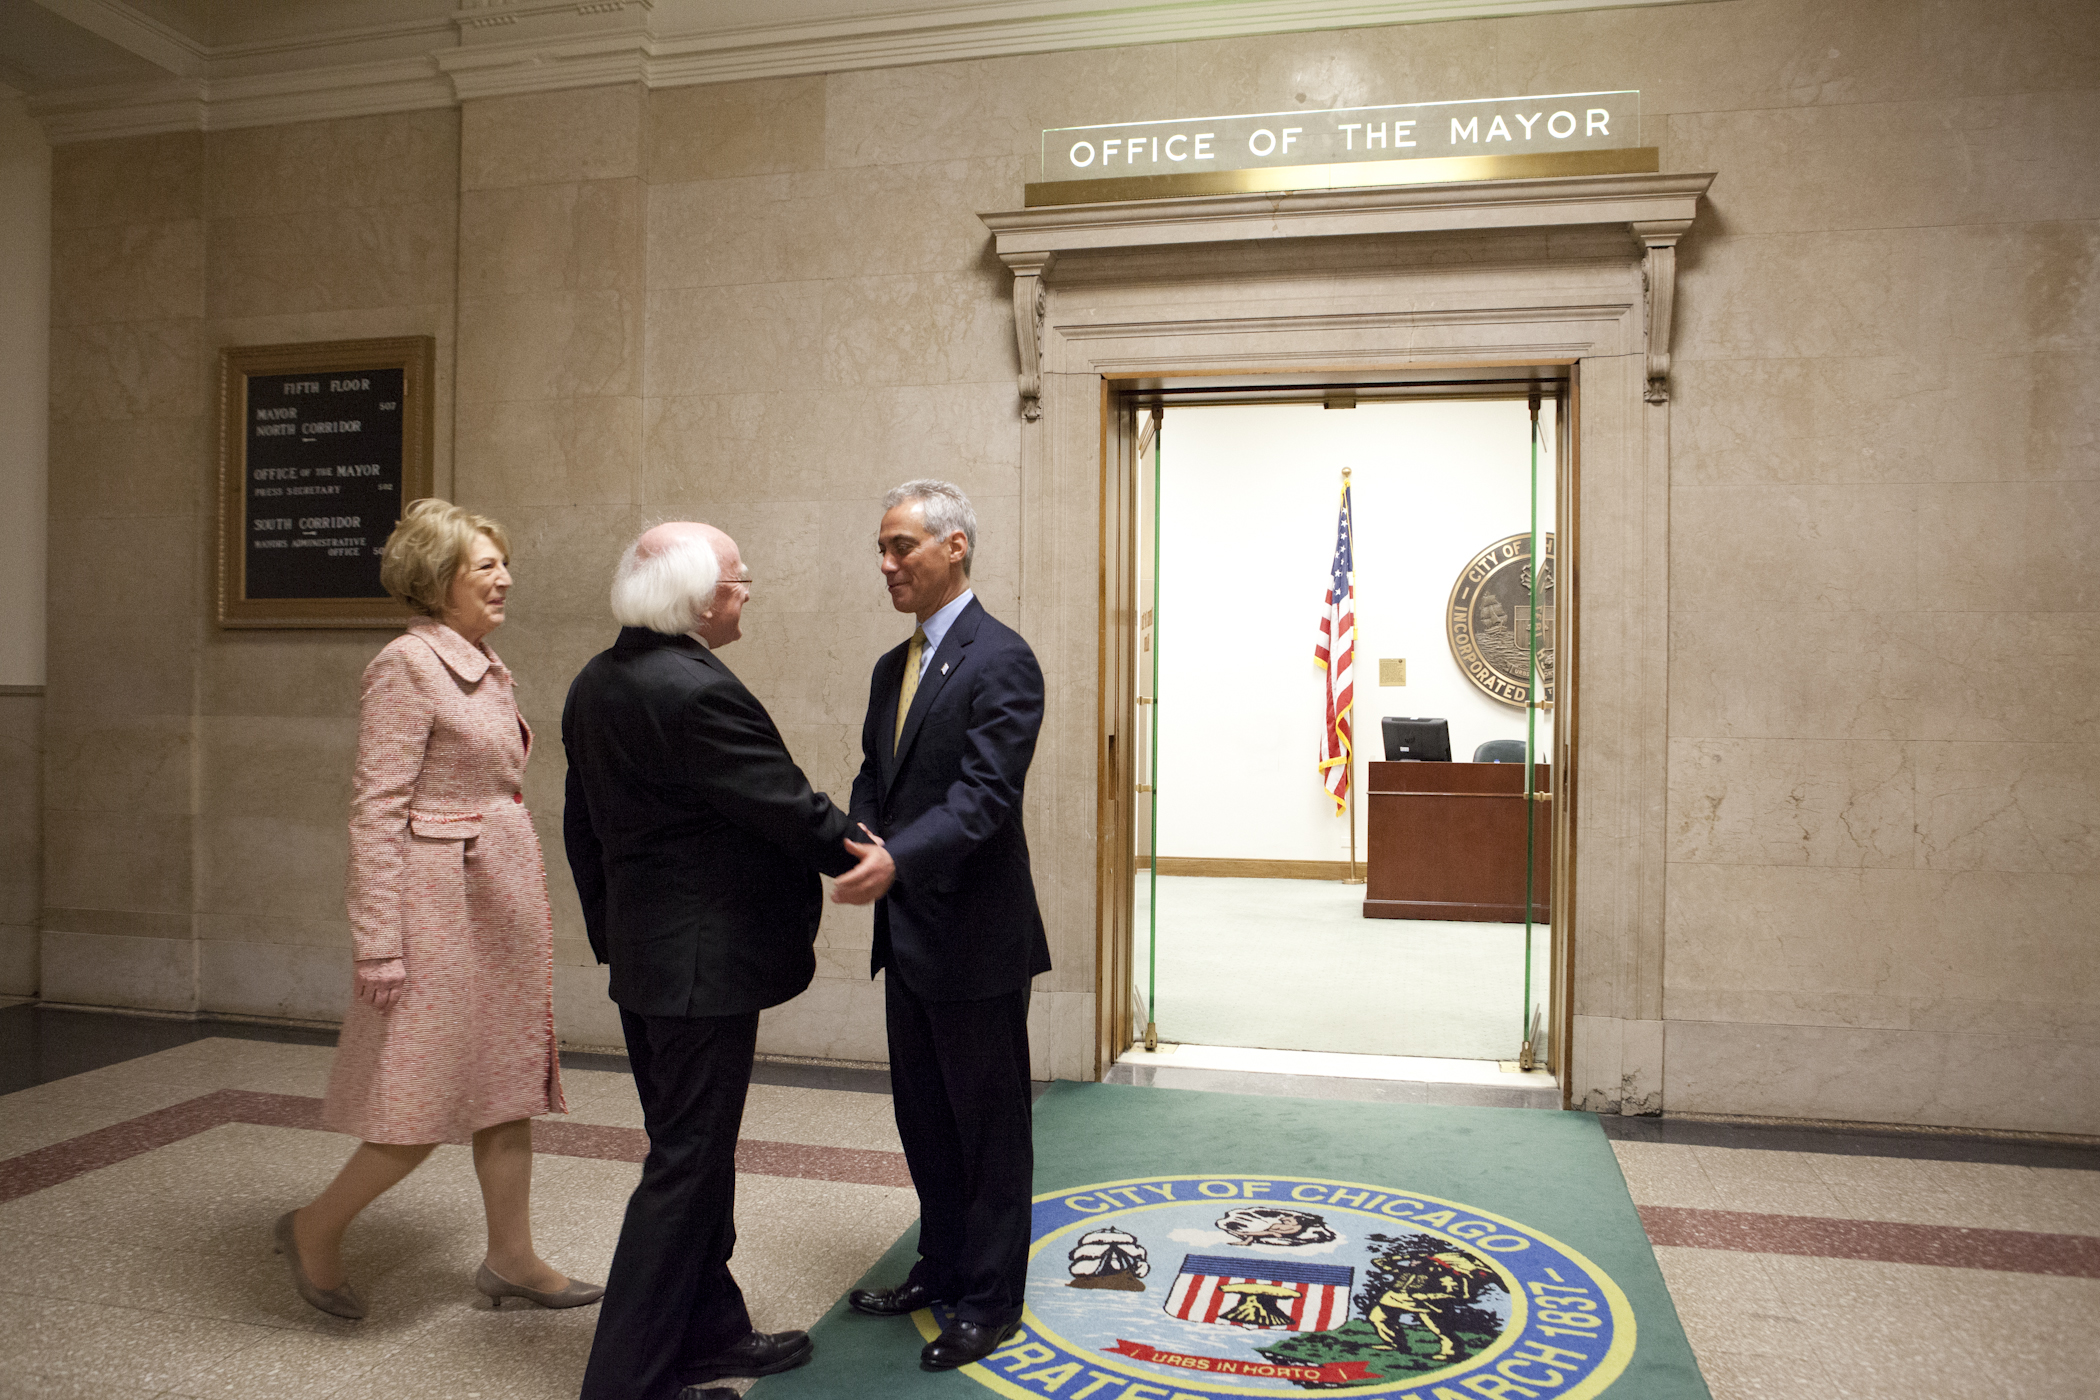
[1163,1254,1354,1332]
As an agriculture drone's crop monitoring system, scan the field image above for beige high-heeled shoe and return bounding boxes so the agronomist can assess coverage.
[475,1260,605,1309]
[273,1211,367,1320]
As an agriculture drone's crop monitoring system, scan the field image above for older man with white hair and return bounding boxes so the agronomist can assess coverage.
[563,522,879,1400]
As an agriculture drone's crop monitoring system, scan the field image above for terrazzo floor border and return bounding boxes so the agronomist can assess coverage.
[0,1089,912,1205]
[4,1088,2096,1285]
[1639,1205,2100,1278]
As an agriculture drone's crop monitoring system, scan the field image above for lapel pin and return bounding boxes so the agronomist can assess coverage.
[940,662,950,676]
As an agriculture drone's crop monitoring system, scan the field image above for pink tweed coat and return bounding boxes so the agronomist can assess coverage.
[322,618,566,1144]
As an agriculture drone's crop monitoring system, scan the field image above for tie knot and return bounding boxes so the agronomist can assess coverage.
[910,627,927,648]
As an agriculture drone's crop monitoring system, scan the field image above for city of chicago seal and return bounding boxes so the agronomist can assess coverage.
[1447,533,1554,708]
[919,1173,1633,1399]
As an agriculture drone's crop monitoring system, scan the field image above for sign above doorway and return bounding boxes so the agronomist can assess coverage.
[1031,91,1650,206]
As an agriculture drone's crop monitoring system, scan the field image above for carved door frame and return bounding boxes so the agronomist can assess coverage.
[983,172,1709,1103]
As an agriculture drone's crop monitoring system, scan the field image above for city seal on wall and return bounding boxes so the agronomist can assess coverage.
[1447,533,1555,708]
[918,1174,1633,1400]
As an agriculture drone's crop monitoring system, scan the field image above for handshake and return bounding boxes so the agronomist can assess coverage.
[833,821,893,905]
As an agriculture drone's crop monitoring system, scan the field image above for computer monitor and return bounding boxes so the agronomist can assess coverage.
[1381,717,1452,762]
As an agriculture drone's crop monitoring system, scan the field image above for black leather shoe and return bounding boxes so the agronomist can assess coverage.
[847,1281,944,1317]
[920,1318,1022,1371]
[684,1329,813,1383]
[676,1389,739,1400]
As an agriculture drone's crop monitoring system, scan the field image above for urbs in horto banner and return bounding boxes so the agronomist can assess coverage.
[917,1175,1633,1400]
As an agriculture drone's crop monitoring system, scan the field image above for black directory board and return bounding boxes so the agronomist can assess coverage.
[218,338,434,627]
[243,368,403,598]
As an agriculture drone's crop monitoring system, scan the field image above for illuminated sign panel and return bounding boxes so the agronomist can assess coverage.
[1041,91,1639,183]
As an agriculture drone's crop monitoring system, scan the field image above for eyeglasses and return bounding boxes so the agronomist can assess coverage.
[718,575,752,588]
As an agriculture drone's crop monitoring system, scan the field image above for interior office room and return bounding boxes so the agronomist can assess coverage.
[0,1,2094,1398]
[1129,398,1558,1068]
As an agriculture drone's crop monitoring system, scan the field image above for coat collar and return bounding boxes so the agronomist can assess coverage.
[612,626,726,673]
[409,617,496,683]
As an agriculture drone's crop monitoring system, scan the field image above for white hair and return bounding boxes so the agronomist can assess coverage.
[884,478,977,576]
[610,534,720,635]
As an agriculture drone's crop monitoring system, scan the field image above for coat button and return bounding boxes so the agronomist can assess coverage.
[512,792,523,803]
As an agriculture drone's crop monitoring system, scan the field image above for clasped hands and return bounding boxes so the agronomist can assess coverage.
[831,822,896,904]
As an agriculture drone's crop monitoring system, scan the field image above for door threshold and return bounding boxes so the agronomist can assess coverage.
[1104,1042,1559,1109]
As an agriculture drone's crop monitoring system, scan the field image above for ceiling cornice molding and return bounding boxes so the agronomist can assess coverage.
[28,78,205,143]
[32,0,205,78]
[640,0,1676,86]
[27,58,455,143]
[206,18,455,66]
[23,0,1707,143]
[436,33,654,102]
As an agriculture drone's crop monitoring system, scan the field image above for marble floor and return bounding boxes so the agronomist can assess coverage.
[1134,875,1551,1061]
[1,1007,2096,1399]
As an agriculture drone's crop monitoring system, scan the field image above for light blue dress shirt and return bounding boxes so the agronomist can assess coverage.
[915,588,974,679]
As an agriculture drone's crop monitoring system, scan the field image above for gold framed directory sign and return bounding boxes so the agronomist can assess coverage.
[216,336,435,628]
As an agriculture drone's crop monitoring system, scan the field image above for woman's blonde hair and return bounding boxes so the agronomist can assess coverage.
[379,498,510,618]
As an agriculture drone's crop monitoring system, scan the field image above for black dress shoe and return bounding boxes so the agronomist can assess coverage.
[921,1318,1022,1371]
[676,1389,739,1400]
[684,1329,813,1383]
[847,1280,944,1317]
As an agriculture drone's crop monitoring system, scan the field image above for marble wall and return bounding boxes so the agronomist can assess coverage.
[43,112,459,1019]
[44,129,208,1012]
[0,93,49,692]
[0,693,37,995]
[1655,1,2099,1133]
[0,95,49,997]
[36,0,2100,1122]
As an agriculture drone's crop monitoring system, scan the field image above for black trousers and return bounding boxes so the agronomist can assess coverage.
[580,1008,759,1400]
[885,975,1034,1326]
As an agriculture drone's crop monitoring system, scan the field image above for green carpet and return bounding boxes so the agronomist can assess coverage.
[752,1081,1708,1400]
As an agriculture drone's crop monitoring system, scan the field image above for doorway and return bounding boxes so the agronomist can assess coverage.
[1102,372,1574,1084]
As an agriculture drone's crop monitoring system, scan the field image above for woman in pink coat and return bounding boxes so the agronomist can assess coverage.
[275,498,602,1320]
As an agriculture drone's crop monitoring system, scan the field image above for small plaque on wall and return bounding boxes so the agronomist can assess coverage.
[216,337,435,627]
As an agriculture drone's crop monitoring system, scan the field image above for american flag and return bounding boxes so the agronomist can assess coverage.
[1314,484,1355,812]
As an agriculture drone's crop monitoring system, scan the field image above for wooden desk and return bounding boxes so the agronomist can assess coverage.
[1363,761,1550,923]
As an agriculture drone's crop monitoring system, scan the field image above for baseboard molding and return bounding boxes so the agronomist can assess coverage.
[1664,1110,2100,1151]
[1139,856,1354,880]
[30,1000,343,1031]
[0,925,36,997]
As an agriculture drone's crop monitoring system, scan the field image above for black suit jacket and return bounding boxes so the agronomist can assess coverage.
[849,597,1052,1003]
[563,628,856,1018]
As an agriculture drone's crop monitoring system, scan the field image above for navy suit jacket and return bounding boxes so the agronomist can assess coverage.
[850,597,1052,1003]
[563,628,856,1019]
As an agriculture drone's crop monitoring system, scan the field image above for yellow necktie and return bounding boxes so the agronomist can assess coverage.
[893,627,926,752]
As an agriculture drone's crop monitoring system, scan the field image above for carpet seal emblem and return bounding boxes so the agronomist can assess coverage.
[922,1174,1634,1398]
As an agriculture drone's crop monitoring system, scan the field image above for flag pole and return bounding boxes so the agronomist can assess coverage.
[1341,466,1364,886]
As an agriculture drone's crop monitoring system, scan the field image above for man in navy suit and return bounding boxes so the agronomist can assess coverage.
[830,480,1051,1371]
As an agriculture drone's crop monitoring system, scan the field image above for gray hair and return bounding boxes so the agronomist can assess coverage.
[884,479,977,576]
[609,533,719,635]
